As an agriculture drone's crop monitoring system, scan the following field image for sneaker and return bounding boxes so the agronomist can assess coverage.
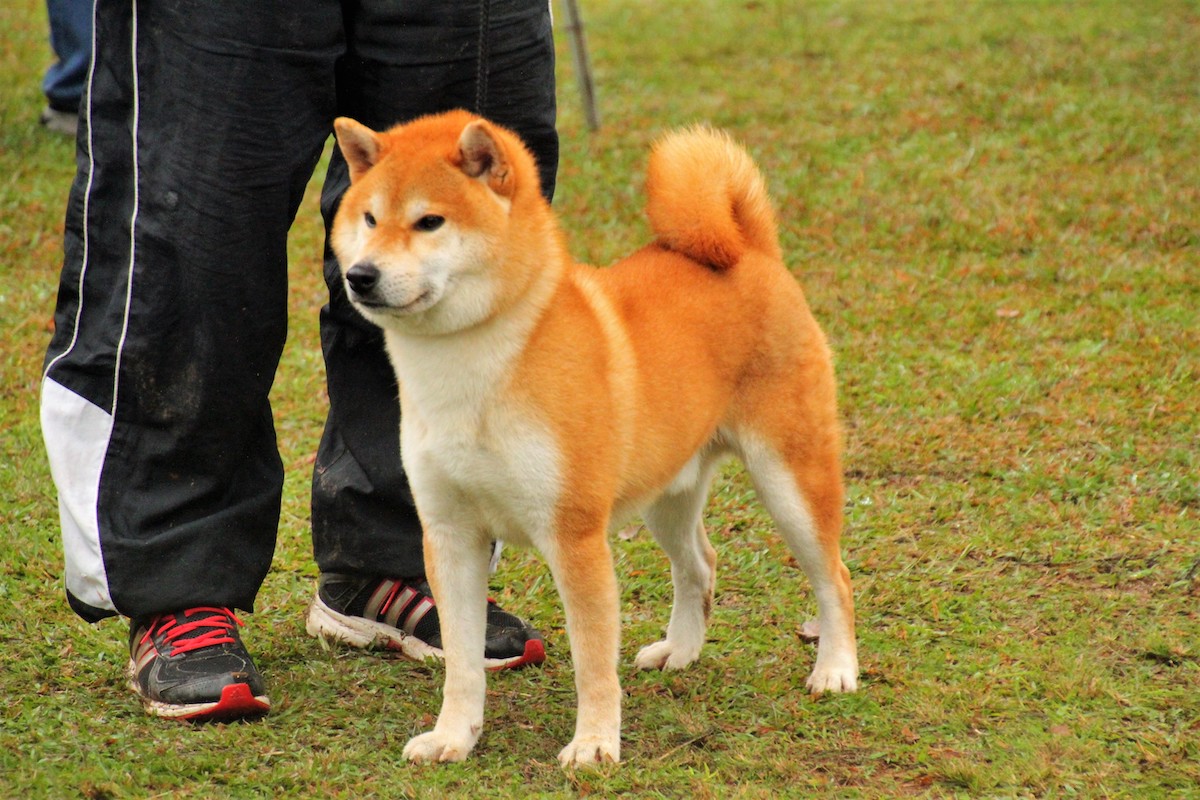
[127,607,271,721]
[40,106,78,137]
[306,574,546,671]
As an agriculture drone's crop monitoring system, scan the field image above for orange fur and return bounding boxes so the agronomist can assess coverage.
[330,112,857,767]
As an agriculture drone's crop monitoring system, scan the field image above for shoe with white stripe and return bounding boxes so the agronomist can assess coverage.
[306,574,546,670]
[128,607,271,721]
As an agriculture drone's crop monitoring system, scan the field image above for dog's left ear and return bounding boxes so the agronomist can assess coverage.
[455,120,514,198]
[334,117,383,183]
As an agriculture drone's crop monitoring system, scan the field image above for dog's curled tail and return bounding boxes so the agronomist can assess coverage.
[645,127,782,270]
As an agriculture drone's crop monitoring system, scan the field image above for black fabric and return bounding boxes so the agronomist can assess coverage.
[312,0,558,578]
[44,0,557,620]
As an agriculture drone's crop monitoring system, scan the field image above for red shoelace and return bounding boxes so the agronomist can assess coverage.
[143,607,243,657]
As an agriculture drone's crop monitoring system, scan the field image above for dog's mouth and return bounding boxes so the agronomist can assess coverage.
[354,289,433,314]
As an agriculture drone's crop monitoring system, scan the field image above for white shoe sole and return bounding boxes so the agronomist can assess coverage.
[305,593,546,670]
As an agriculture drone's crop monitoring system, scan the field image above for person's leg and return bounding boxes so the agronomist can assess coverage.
[311,0,558,575]
[307,0,557,667]
[42,0,92,115]
[41,0,341,716]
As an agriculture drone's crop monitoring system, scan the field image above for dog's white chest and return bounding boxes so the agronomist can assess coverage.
[400,400,562,548]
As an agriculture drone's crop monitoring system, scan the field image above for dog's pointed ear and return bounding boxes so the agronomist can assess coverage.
[334,117,383,183]
[455,120,514,197]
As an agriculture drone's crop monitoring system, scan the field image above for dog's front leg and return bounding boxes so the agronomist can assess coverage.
[546,529,622,766]
[402,527,491,763]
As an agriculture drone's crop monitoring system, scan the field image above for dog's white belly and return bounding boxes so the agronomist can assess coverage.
[401,406,562,549]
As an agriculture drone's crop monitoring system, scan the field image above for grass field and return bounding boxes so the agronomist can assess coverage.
[2,0,1198,797]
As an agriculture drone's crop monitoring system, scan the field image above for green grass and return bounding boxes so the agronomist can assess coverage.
[2,0,1198,796]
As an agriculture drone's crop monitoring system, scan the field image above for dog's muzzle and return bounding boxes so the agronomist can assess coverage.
[345,262,380,298]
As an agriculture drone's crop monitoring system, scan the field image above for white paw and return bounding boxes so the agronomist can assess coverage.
[558,734,620,767]
[634,640,700,671]
[402,730,477,763]
[805,660,858,694]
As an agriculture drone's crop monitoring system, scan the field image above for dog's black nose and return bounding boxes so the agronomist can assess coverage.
[345,262,380,295]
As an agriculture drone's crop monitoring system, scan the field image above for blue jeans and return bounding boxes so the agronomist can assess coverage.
[43,0,92,112]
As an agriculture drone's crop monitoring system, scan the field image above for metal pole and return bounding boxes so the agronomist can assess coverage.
[560,0,600,131]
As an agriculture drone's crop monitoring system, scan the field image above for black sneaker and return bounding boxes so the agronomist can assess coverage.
[127,607,271,721]
[306,574,546,670]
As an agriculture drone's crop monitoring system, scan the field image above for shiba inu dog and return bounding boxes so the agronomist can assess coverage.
[330,110,857,766]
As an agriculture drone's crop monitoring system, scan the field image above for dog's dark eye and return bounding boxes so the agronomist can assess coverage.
[414,215,445,232]
[364,211,377,228]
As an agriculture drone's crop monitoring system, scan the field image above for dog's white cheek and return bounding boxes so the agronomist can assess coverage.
[425,237,501,328]
[331,227,355,270]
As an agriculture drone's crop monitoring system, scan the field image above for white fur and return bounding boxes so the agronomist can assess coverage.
[376,232,579,762]
[393,341,563,762]
[737,433,859,693]
[634,451,722,671]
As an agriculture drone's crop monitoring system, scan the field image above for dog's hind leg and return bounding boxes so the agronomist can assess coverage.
[634,456,720,672]
[738,433,858,693]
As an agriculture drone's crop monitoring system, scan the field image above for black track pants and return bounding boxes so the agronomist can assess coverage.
[40,0,557,622]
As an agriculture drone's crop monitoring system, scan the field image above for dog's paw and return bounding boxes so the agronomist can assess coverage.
[403,730,476,764]
[806,662,858,694]
[634,640,700,671]
[558,734,620,767]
